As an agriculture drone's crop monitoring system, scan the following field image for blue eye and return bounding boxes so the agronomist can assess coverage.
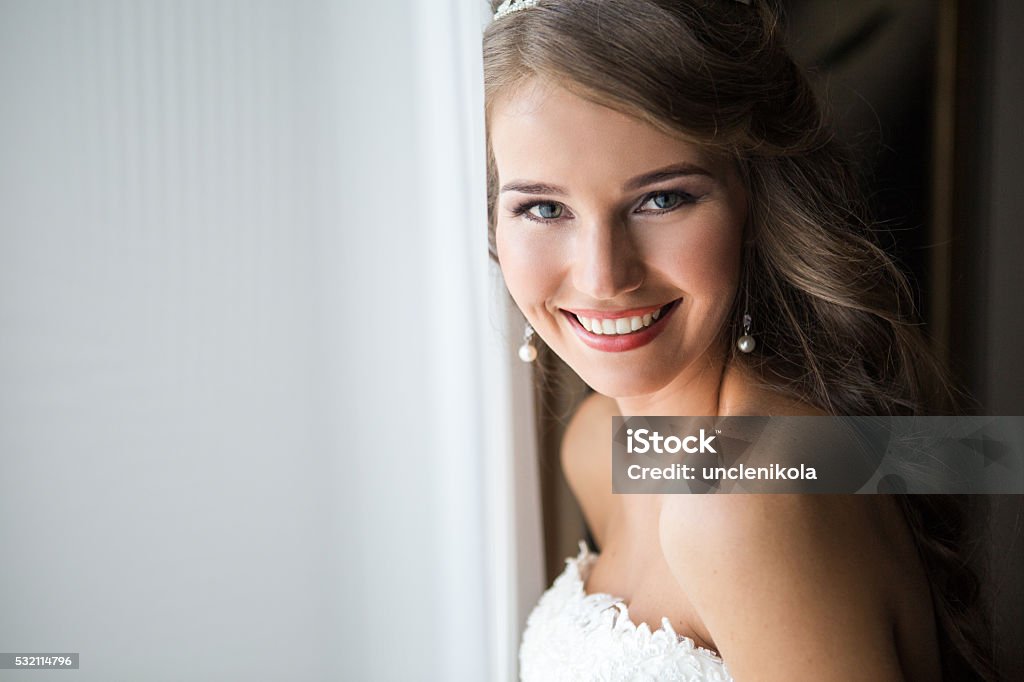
[638,191,695,213]
[512,201,566,222]
[529,202,563,220]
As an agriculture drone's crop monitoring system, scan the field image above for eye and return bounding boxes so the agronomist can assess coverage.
[511,200,568,222]
[529,202,564,220]
[637,190,695,213]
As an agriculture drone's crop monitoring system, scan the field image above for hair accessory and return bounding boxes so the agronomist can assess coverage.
[737,312,756,353]
[518,322,538,362]
[494,0,750,21]
[494,0,540,21]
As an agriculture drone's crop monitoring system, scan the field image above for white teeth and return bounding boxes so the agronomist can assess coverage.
[652,309,661,321]
[574,309,666,336]
[577,316,602,334]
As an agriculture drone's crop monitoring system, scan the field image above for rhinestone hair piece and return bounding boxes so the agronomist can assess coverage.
[493,0,541,21]
[493,0,751,22]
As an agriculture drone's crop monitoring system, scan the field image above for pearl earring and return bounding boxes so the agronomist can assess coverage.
[518,323,537,363]
[737,312,756,353]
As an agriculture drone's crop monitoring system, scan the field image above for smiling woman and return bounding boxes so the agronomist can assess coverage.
[493,82,747,405]
[483,0,998,681]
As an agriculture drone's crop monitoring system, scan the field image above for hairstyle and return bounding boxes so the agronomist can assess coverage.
[483,0,997,679]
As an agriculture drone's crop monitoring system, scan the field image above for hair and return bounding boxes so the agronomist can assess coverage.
[483,0,998,679]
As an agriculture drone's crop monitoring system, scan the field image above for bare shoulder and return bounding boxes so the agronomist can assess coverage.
[659,493,916,681]
[561,391,618,546]
[660,494,900,568]
[656,367,919,678]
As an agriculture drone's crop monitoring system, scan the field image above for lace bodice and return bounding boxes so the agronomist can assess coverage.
[519,541,733,682]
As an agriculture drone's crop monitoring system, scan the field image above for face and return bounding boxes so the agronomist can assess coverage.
[491,80,748,400]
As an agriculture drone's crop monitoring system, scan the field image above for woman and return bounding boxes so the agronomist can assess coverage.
[484,0,996,680]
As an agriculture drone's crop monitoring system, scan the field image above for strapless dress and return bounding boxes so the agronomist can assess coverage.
[519,541,733,681]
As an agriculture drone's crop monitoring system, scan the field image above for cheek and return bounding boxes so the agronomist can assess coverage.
[648,219,743,300]
[689,236,742,297]
[495,222,566,308]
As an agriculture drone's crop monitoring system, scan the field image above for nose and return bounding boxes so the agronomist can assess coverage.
[571,217,645,300]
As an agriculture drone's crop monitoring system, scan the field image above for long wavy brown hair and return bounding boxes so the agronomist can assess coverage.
[484,0,998,679]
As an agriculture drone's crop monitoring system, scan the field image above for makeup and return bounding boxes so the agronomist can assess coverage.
[561,299,682,352]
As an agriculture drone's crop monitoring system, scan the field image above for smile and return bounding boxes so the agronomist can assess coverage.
[574,310,661,335]
[561,299,681,352]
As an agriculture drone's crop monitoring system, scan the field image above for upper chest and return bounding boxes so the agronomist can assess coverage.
[583,495,720,652]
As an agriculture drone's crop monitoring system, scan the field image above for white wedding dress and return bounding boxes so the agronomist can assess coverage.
[519,541,734,681]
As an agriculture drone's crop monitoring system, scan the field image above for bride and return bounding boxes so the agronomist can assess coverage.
[483,0,996,680]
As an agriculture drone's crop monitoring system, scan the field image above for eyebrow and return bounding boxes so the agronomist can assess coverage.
[499,162,713,196]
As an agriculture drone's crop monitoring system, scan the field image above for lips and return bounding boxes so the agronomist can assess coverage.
[561,299,681,352]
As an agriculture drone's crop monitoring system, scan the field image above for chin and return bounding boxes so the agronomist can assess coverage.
[564,357,679,401]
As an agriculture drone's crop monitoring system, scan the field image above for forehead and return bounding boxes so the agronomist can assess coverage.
[489,80,721,184]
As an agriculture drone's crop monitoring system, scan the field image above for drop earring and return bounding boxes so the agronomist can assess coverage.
[518,323,537,363]
[737,312,756,353]
[736,250,757,354]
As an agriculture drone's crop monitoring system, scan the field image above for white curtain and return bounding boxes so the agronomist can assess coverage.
[0,1,543,680]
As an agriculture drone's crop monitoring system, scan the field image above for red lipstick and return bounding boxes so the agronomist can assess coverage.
[561,299,681,352]
[561,302,665,320]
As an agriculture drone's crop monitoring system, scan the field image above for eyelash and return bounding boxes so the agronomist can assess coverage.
[509,189,699,224]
